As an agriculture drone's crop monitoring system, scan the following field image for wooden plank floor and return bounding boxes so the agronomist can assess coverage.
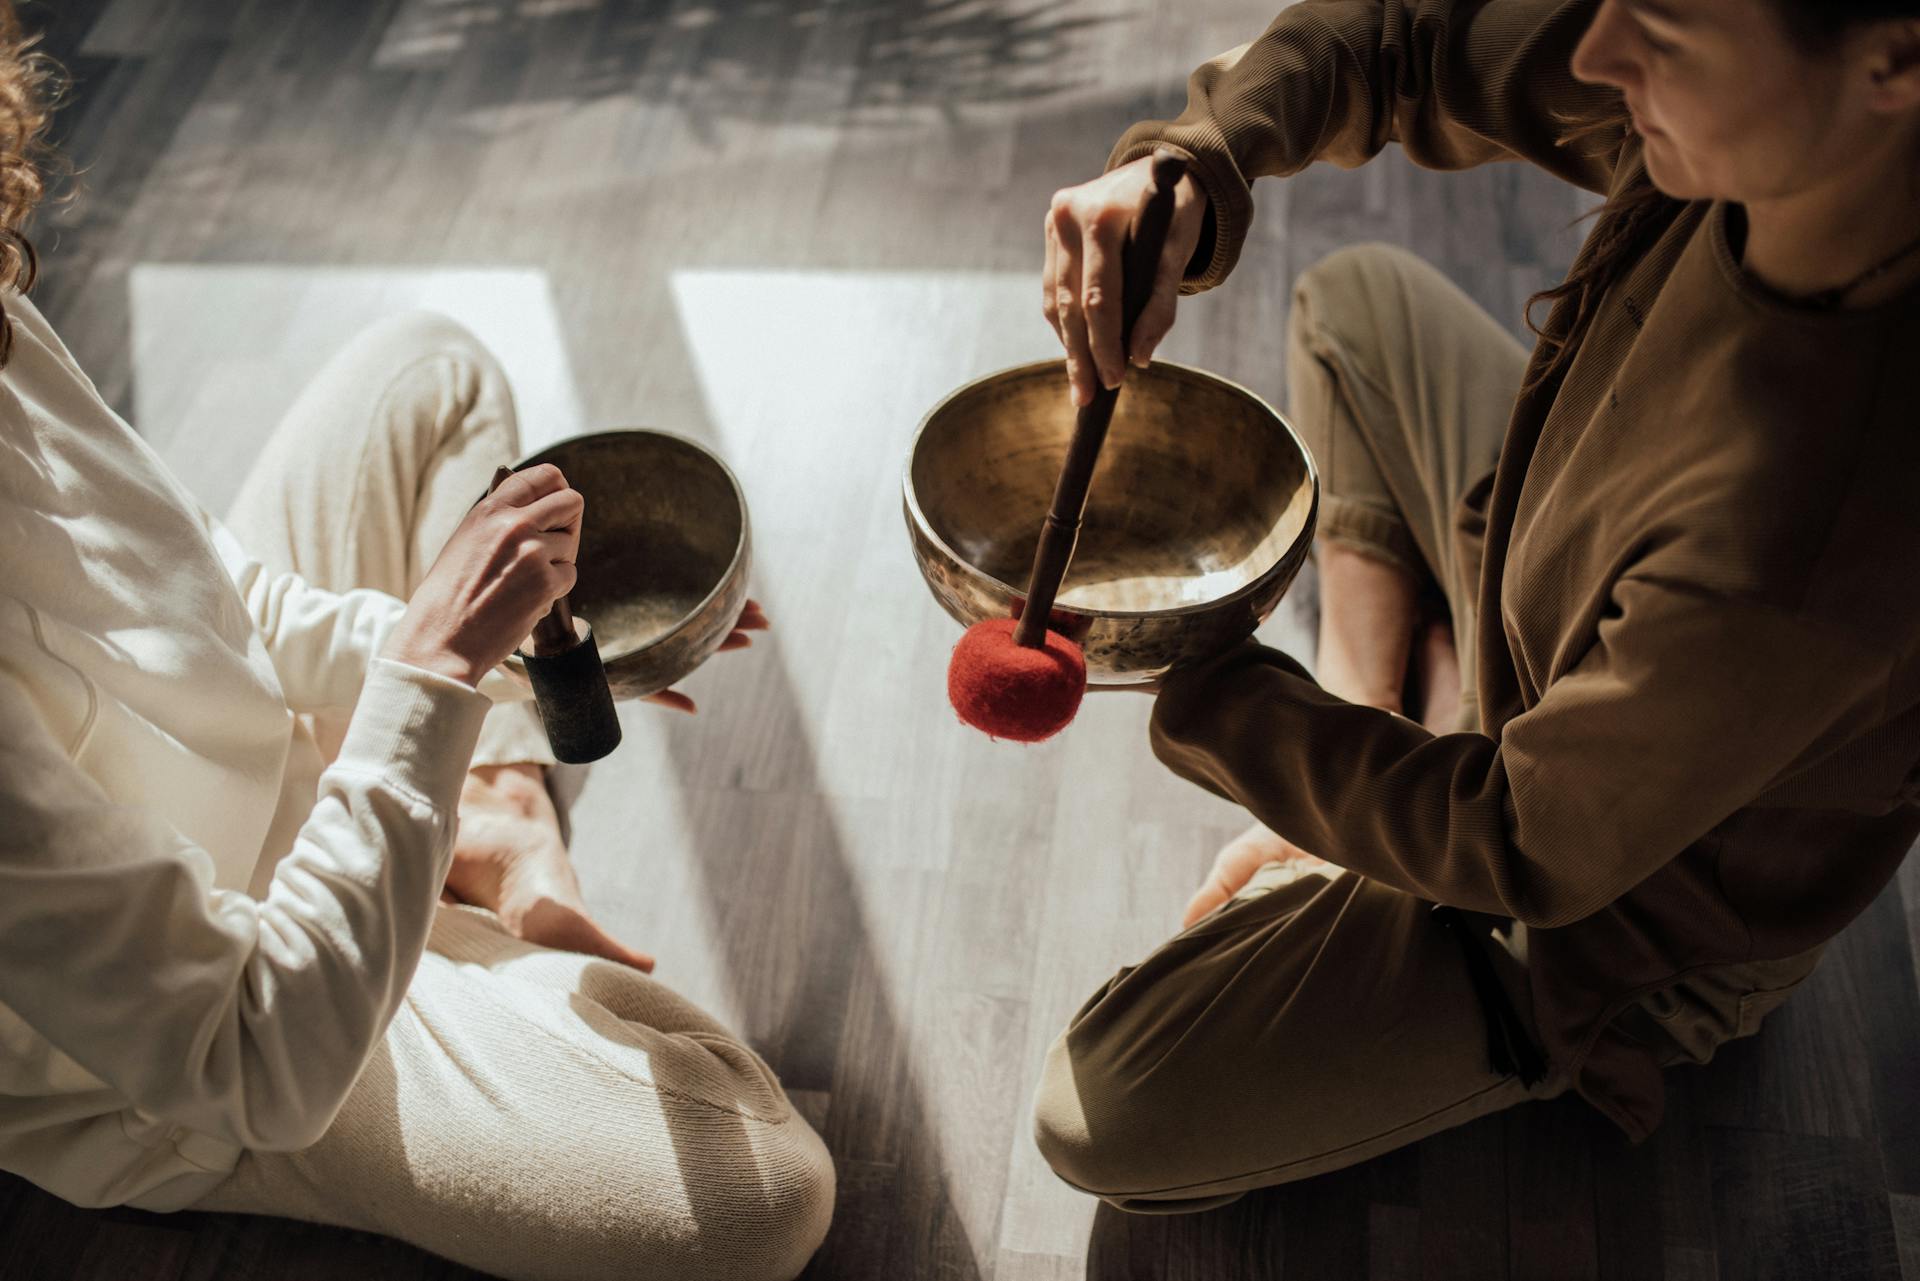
[6,2,1919,1279]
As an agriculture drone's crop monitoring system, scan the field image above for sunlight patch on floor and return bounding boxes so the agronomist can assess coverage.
[129,265,587,518]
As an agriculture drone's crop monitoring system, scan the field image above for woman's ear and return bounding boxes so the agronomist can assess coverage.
[1863,20,1920,114]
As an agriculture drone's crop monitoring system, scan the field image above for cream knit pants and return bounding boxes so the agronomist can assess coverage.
[199,313,835,1281]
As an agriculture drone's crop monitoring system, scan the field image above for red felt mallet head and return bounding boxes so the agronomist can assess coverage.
[949,617,1087,742]
[948,150,1189,742]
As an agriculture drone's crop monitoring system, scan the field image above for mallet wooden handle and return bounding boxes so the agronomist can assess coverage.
[531,594,577,657]
[1013,149,1189,649]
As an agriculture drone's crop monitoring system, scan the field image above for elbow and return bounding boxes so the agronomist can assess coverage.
[244,1114,331,1154]
[149,1077,346,1155]
[171,1031,367,1154]
[229,1077,353,1153]
[1512,903,1582,931]
[1509,885,1611,931]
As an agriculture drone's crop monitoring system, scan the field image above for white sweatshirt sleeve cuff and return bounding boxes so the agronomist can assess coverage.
[332,658,492,805]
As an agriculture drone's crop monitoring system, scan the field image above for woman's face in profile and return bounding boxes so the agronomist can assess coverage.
[1569,0,1895,205]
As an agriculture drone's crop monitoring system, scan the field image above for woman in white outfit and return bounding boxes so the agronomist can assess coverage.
[0,12,834,1280]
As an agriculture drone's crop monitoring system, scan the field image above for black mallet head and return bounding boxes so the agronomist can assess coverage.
[521,608,622,765]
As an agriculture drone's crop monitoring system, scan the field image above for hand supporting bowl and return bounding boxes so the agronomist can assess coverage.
[903,359,1318,686]
[516,429,751,701]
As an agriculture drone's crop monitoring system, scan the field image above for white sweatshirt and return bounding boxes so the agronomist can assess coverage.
[0,292,519,1210]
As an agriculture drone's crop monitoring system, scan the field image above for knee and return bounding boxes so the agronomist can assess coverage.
[380,314,520,463]
[1294,242,1424,312]
[1293,242,1424,343]
[346,310,508,415]
[737,1120,837,1281]
[1030,1030,1153,1199]
[371,309,494,365]
[662,1113,837,1281]
[554,1118,833,1281]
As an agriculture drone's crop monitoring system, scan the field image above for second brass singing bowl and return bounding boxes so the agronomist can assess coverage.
[904,359,1318,685]
[515,428,751,701]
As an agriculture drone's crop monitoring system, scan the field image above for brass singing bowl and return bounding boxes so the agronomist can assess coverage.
[515,429,751,701]
[904,359,1318,685]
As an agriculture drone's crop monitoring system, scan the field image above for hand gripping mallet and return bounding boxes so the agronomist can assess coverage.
[489,465,623,764]
[946,148,1190,742]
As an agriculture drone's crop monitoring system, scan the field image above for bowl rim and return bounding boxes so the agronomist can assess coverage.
[902,357,1320,621]
[517,426,751,665]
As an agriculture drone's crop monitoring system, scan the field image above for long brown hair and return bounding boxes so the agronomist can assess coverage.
[1522,116,1675,393]
[1523,0,1920,393]
[0,0,59,368]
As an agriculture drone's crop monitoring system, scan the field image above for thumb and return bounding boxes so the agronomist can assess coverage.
[1181,882,1228,930]
[1129,268,1181,370]
[1130,175,1203,368]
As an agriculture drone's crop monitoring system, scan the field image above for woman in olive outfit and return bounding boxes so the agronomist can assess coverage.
[1033,0,1920,1211]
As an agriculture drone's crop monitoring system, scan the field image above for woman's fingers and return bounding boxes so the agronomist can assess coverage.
[718,600,767,649]
[1044,160,1207,399]
[1046,203,1097,408]
[1080,214,1125,390]
[624,600,763,713]
[1042,212,1062,336]
[1180,825,1285,928]
[1181,879,1232,930]
[1130,173,1204,368]
[1181,834,1271,926]
[497,462,567,505]
[524,531,579,601]
[1178,830,1341,929]
[523,484,583,534]
[1181,855,1242,929]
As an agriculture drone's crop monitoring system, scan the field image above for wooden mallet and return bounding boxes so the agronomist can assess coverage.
[947,148,1189,742]
[490,465,623,764]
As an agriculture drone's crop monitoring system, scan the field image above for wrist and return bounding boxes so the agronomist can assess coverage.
[381,633,486,690]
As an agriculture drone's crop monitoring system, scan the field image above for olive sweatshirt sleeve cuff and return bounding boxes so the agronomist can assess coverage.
[1107,138,1244,294]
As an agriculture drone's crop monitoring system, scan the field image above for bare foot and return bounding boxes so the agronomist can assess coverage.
[446,764,655,972]
[1182,821,1339,928]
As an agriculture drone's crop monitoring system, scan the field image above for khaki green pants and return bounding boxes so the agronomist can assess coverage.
[1288,242,1527,733]
[1030,244,1812,1213]
[1033,247,1553,1212]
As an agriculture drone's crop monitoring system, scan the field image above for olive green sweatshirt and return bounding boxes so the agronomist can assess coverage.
[1116,0,1920,1138]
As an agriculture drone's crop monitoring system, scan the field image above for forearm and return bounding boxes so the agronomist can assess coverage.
[0,660,489,1151]
[210,519,533,710]
[1149,578,1889,930]
[1109,0,1618,291]
[1149,641,1560,919]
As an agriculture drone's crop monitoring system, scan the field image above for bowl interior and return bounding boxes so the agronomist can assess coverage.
[910,362,1313,613]
[519,431,745,660]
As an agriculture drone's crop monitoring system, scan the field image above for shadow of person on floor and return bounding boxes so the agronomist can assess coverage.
[375,0,1113,131]
[1084,1188,1293,1281]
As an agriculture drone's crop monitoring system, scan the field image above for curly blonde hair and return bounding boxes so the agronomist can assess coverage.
[0,0,58,368]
